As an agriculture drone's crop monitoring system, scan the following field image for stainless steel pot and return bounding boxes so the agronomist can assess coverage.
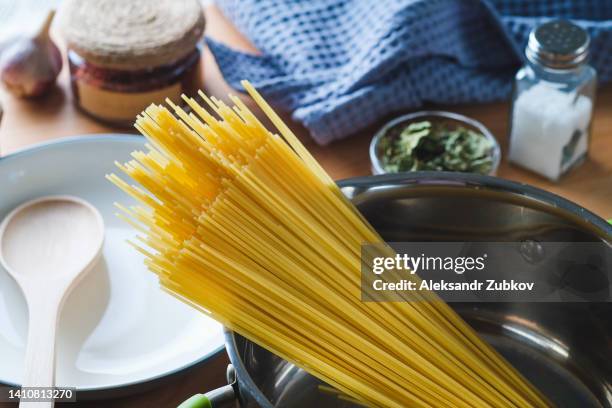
[189,172,612,408]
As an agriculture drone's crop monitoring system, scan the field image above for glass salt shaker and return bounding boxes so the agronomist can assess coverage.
[508,20,597,181]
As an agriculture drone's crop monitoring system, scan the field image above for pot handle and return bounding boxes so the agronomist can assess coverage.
[178,365,238,408]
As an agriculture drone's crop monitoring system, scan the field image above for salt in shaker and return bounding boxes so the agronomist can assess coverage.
[509,20,597,181]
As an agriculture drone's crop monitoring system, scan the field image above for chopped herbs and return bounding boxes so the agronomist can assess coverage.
[380,120,495,175]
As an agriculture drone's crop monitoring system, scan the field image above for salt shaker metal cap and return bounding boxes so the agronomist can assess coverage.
[525,20,590,70]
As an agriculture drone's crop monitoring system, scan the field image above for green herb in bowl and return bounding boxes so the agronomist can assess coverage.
[379,120,496,175]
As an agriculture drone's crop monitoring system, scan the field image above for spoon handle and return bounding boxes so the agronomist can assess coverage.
[19,286,61,408]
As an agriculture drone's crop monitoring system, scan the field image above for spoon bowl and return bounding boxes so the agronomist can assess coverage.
[0,196,104,407]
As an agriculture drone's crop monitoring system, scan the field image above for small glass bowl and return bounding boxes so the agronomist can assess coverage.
[369,111,501,176]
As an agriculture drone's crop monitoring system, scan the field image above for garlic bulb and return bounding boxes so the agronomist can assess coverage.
[0,11,63,98]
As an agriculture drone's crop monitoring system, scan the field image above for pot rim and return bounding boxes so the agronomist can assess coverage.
[338,172,611,239]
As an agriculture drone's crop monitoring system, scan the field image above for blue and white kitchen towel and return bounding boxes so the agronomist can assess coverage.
[209,0,612,144]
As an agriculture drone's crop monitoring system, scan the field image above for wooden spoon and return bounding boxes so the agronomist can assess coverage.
[0,196,104,407]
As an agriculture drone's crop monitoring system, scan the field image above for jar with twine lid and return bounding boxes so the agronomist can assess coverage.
[58,0,205,126]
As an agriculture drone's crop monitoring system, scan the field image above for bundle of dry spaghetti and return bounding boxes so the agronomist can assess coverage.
[108,81,550,408]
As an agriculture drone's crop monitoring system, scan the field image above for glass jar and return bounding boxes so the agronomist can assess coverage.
[59,0,205,126]
[67,46,202,126]
[508,20,597,181]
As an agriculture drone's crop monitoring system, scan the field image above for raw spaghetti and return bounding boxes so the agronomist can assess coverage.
[108,81,551,408]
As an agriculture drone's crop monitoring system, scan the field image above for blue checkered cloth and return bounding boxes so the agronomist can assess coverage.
[209,0,612,144]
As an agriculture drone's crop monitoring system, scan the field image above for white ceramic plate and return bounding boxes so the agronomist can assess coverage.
[0,135,224,393]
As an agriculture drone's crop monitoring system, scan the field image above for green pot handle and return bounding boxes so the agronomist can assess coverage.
[178,394,212,408]
[177,364,238,408]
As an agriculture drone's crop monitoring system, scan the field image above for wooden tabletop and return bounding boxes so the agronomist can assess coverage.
[0,4,611,408]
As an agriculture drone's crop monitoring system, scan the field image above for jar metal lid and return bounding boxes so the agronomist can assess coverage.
[58,0,205,71]
[525,20,590,70]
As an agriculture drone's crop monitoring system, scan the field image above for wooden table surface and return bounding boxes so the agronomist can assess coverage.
[0,5,611,408]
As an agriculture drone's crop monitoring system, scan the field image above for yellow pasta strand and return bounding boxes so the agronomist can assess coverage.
[108,82,551,408]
